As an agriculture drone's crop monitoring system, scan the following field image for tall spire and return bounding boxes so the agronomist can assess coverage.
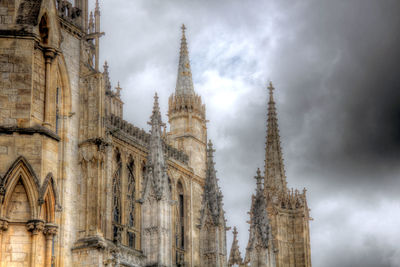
[141,93,170,201]
[228,227,243,266]
[175,24,195,96]
[264,81,287,193]
[199,140,224,226]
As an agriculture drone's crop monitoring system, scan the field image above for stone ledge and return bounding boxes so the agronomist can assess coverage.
[0,125,60,141]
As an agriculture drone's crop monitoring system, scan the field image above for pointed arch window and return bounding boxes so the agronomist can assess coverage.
[175,180,185,266]
[126,157,136,249]
[177,181,184,249]
[112,151,122,242]
[55,87,61,134]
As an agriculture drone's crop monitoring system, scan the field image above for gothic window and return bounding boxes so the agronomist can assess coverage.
[126,158,135,228]
[112,151,122,242]
[177,181,184,249]
[127,231,135,249]
[55,87,61,134]
[125,157,136,249]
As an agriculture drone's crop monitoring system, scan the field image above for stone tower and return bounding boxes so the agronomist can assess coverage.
[168,25,207,179]
[140,94,173,266]
[244,168,276,267]
[198,140,228,267]
[263,82,312,267]
[228,227,244,267]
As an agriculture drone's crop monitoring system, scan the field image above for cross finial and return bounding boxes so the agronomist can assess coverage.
[233,226,238,237]
[115,81,122,97]
[268,81,274,94]
[181,24,186,33]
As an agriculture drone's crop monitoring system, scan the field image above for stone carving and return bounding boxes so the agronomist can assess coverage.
[0,219,9,232]
[27,219,45,235]
[44,223,58,238]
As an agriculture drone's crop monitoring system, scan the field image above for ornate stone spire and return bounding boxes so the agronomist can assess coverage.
[264,81,287,193]
[199,140,224,226]
[199,140,228,266]
[141,93,170,201]
[228,227,243,266]
[252,168,270,247]
[245,168,273,265]
[175,24,195,96]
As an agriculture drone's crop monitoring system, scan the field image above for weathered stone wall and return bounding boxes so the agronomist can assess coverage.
[32,48,46,123]
[168,114,207,179]
[0,0,19,26]
[268,204,311,267]
[58,26,83,267]
[0,38,33,127]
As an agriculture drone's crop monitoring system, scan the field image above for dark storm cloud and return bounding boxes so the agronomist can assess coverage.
[97,0,400,266]
[266,0,400,197]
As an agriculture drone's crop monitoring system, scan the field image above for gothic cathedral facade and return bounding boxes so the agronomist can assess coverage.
[0,0,311,266]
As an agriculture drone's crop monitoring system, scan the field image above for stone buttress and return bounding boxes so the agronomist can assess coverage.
[139,94,173,267]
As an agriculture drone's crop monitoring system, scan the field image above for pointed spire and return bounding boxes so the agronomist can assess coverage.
[141,93,169,201]
[89,11,94,33]
[103,61,112,94]
[95,0,100,15]
[228,227,243,266]
[150,93,164,128]
[175,24,195,96]
[265,81,287,193]
[199,140,225,226]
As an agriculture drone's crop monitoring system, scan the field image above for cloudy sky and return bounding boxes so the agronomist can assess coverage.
[93,0,400,266]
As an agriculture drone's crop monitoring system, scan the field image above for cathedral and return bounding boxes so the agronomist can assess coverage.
[0,0,312,266]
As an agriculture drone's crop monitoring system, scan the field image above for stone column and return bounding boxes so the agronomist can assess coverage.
[27,219,45,267]
[44,223,58,267]
[0,219,9,262]
[43,48,56,127]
